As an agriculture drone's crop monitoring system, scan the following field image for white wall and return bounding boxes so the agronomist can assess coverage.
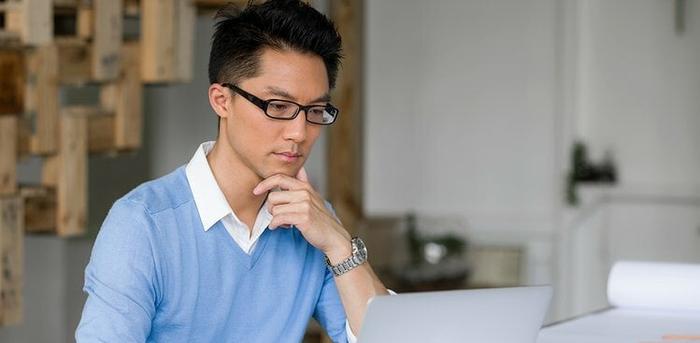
[576,0,700,191]
[365,0,560,294]
[365,0,559,235]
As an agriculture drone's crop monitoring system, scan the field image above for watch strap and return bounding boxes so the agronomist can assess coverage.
[326,237,367,277]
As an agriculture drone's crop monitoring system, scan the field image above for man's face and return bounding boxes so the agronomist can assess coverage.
[221,48,328,181]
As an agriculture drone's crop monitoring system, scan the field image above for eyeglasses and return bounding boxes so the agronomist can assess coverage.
[221,83,339,125]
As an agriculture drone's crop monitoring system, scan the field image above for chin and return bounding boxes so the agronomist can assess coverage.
[259,166,298,179]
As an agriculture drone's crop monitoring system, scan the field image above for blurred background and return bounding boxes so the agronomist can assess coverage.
[0,0,699,342]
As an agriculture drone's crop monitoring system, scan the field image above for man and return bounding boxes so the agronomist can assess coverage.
[75,1,389,342]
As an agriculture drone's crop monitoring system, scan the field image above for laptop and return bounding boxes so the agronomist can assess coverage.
[358,286,552,343]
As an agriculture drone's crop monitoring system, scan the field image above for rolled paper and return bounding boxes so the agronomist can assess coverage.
[608,261,700,312]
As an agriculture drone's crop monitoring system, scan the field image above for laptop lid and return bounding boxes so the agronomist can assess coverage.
[358,286,552,343]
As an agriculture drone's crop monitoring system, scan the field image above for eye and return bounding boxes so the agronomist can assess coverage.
[308,107,325,117]
[269,103,291,111]
[266,102,296,117]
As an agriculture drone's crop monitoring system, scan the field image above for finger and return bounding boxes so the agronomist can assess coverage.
[253,174,306,195]
[296,166,309,182]
[268,202,311,217]
[269,213,306,230]
[266,190,312,207]
[268,224,291,230]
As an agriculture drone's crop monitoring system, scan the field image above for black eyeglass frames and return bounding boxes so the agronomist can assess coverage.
[221,83,339,125]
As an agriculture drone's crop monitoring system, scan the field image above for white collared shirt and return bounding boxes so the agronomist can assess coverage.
[184,141,359,342]
[185,141,271,253]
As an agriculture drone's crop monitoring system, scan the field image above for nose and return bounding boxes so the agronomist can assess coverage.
[282,110,308,143]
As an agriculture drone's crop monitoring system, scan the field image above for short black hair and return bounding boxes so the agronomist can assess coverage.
[208,0,343,89]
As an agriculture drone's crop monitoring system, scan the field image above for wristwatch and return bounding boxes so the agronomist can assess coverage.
[325,237,368,277]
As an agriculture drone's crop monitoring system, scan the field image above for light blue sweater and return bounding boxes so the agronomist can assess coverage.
[76,166,348,342]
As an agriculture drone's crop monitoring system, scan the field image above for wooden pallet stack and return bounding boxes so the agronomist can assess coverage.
[0,0,49,327]
[0,0,202,326]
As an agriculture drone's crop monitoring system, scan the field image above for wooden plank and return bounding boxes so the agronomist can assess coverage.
[101,42,142,151]
[0,116,17,195]
[55,39,92,84]
[27,39,106,86]
[54,105,116,154]
[53,0,79,7]
[141,0,194,83]
[193,0,249,10]
[141,0,175,82]
[0,48,24,115]
[76,4,92,40]
[0,3,15,43]
[26,45,59,155]
[3,3,22,41]
[24,0,52,45]
[175,0,195,82]
[0,31,21,46]
[17,117,31,159]
[0,2,20,13]
[59,105,108,117]
[41,155,57,188]
[124,0,140,16]
[0,196,23,325]
[87,113,115,154]
[2,3,21,40]
[92,0,121,80]
[56,109,87,237]
[5,0,52,46]
[21,186,56,233]
[327,0,364,235]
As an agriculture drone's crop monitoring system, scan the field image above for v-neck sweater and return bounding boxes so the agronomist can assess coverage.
[75,166,348,343]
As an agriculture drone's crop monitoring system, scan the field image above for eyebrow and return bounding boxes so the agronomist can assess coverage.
[263,86,331,104]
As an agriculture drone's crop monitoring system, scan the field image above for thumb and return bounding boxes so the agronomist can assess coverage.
[296,166,309,182]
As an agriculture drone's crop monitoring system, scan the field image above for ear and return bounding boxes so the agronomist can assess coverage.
[208,83,232,120]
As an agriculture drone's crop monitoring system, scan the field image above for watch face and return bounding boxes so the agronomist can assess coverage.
[352,237,368,259]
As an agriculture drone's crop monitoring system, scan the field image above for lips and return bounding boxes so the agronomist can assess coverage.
[273,151,302,162]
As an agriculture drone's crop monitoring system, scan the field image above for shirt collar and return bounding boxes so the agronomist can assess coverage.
[185,141,274,232]
[185,141,236,231]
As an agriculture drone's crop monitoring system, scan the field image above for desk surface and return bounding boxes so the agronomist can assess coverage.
[538,308,700,343]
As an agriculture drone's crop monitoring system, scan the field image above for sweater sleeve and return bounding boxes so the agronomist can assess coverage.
[313,266,349,343]
[75,199,161,342]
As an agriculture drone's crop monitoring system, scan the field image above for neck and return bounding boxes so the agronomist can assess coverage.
[206,139,268,223]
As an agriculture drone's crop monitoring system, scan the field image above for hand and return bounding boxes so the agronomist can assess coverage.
[253,167,352,260]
